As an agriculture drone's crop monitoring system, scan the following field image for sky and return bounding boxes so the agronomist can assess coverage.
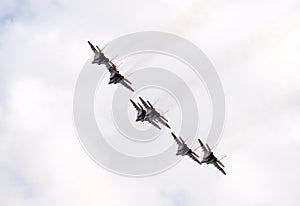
[0,0,300,205]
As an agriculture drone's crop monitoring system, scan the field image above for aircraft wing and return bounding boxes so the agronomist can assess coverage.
[171,133,182,146]
[119,80,134,92]
[160,115,169,122]
[187,153,202,165]
[123,78,132,84]
[139,97,150,109]
[157,118,171,129]
[212,161,226,175]
[149,120,161,130]
[164,122,171,129]
[217,159,225,168]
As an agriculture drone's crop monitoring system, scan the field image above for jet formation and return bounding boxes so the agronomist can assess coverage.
[88,41,134,92]
[87,40,227,175]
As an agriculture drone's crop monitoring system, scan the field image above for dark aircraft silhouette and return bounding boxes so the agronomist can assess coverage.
[198,138,226,175]
[171,132,202,165]
[88,41,109,65]
[105,62,134,92]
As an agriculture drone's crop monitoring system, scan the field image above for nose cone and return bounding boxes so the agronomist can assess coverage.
[88,41,93,48]
[88,41,96,51]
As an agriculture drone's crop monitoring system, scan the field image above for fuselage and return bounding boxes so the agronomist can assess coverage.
[146,109,160,120]
[137,110,146,122]
[93,53,109,65]
[109,72,124,84]
[202,152,217,164]
[176,144,190,156]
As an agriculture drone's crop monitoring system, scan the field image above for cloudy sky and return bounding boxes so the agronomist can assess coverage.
[1,0,300,205]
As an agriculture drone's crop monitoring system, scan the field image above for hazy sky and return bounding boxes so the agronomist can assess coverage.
[0,0,300,205]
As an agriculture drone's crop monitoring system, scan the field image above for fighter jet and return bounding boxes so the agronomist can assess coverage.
[171,132,202,165]
[198,138,226,175]
[130,99,161,129]
[138,97,171,129]
[88,41,110,66]
[105,61,134,92]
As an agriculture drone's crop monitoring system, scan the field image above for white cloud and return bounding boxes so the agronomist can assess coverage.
[0,0,300,205]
